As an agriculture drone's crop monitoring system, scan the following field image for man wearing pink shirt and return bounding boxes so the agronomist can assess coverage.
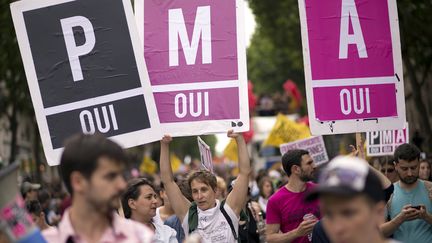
[42,134,153,243]
[266,149,319,243]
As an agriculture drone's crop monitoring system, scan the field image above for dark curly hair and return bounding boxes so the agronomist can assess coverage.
[281,149,309,176]
[394,144,420,163]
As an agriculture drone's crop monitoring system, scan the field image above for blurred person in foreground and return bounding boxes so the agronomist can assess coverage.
[381,144,432,243]
[42,134,153,243]
[122,178,177,242]
[311,143,394,243]
[160,130,251,243]
[305,156,398,243]
[265,149,319,243]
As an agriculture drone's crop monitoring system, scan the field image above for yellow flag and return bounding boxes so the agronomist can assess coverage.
[223,139,238,162]
[140,155,157,175]
[263,113,311,147]
[170,153,182,173]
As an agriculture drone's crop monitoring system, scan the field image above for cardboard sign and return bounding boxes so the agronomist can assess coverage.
[135,0,249,136]
[11,0,162,165]
[280,136,329,165]
[366,123,409,156]
[198,136,213,172]
[298,0,406,135]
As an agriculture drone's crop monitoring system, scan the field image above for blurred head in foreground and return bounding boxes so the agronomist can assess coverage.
[306,156,386,243]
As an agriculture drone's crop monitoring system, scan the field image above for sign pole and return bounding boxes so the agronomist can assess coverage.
[356,133,362,149]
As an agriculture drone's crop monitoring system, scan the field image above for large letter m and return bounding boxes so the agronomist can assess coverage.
[169,6,212,66]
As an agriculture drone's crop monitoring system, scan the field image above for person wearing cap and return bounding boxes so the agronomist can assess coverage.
[310,144,394,243]
[305,156,398,243]
[42,134,153,243]
[265,149,319,243]
[21,181,41,201]
[381,143,432,243]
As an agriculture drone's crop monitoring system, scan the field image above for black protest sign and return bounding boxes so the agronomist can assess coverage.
[11,0,161,165]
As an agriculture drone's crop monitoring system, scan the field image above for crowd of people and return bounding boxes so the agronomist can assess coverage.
[6,132,432,243]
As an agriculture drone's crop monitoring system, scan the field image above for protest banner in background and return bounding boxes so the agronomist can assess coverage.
[298,0,406,135]
[223,139,238,163]
[10,0,162,166]
[135,0,249,136]
[280,136,329,165]
[263,114,310,147]
[198,137,213,173]
[366,123,409,156]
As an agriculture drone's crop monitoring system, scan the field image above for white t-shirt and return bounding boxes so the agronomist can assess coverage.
[153,222,178,243]
[182,200,239,243]
[153,208,164,225]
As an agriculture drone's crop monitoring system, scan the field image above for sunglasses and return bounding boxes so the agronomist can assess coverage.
[380,168,395,173]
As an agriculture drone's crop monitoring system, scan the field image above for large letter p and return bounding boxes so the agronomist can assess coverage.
[61,16,95,82]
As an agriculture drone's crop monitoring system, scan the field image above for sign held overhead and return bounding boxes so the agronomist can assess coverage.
[135,0,249,136]
[10,0,162,166]
[298,0,406,135]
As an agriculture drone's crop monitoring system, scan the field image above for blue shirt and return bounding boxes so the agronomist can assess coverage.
[388,180,432,243]
[165,215,185,243]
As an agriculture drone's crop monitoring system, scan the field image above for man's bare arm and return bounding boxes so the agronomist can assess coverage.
[266,221,315,243]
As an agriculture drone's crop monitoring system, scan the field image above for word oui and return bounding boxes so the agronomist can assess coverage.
[175,92,209,118]
[79,105,118,134]
[339,88,371,115]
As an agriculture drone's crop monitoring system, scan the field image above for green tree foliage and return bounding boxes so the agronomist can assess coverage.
[169,135,217,160]
[0,0,34,164]
[247,0,304,95]
[398,0,432,151]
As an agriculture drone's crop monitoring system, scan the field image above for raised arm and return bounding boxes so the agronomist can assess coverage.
[160,135,191,220]
[225,130,252,216]
[349,143,391,188]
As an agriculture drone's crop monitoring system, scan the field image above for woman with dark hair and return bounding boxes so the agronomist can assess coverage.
[419,159,432,181]
[122,178,177,243]
[257,176,274,214]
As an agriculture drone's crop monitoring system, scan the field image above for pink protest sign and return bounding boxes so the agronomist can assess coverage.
[298,0,406,135]
[135,0,249,136]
